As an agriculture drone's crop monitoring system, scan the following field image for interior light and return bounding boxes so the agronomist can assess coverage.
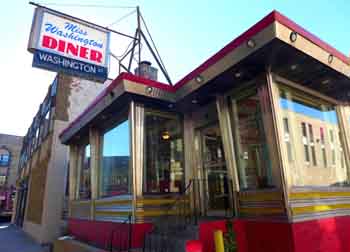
[234,72,242,78]
[195,75,204,83]
[322,79,330,85]
[246,39,256,48]
[290,32,298,42]
[290,64,298,70]
[162,131,170,140]
[146,86,153,94]
[328,54,334,64]
[191,99,198,104]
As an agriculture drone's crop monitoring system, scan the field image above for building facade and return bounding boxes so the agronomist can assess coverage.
[14,74,108,244]
[57,11,350,252]
[0,133,23,216]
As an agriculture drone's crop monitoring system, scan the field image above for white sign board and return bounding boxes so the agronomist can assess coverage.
[28,8,110,82]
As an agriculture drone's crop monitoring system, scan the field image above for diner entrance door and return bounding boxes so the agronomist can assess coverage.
[199,123,231,217]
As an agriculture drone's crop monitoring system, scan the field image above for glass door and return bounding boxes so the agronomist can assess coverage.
[201,124,230,216]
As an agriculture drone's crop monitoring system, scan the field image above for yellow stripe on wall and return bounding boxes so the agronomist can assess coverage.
[136,209,178,217]
[93,197,188,207]
[95,200,132,206]
[290,191,350,200]
[95,211,132,217]
[239,207,284,215]
[136,198,189,206]
[239,191,283,202]
[95,209,179,217]
[70,200,91,205]
[292,204,350,215]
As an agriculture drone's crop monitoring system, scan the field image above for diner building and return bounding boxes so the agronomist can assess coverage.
[14,74,108,244]
[58,11,350,252]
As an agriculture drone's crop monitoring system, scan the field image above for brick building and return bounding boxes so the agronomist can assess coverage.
[0,133,23,216]
[0,134,23,187]
[13,74,109,244]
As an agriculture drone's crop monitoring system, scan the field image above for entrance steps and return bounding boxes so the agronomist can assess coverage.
[143,223,199,252]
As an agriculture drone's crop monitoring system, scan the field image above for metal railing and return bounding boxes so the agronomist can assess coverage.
[142,179,198,252]
[108,214,132,252]
[129,176,234,251]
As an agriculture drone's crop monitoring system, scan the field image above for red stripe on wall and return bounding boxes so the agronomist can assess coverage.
[68,218,153,249]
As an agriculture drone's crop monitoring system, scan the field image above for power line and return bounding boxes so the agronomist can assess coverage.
[113,39,135,59]
[140,13,170,80]
[29,2,136,40]
[36,2,135,9]
[107,9,137,28]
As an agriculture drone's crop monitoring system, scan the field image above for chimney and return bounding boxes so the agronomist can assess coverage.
[134,61,158,81]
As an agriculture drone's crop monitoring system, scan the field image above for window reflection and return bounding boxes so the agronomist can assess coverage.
[144,110,184,193]
[78,144,91,199]
[279,88,348,186]
[100,119,130,197]
[232,92,274,189]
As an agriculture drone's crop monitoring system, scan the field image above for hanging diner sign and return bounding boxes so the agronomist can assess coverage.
[28,7,110,82]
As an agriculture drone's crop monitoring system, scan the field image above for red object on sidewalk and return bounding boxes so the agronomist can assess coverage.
[186,240,203,252]
[68,218,153,249]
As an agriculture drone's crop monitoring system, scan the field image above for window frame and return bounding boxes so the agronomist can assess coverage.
[99,109,132,198]
[0,175,6,186]
[229,83,281,191]
[76,138,91,200]
[142,108,185,195]
[0,149,10,167]
[275,75,350,189]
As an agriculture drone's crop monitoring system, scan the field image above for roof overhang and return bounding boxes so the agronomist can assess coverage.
[174,11,350,101]
[60,10,350,144]
[59,73,177,144]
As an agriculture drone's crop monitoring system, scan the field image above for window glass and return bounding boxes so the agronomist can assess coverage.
[144,110,184,193]
[0,149,10,167]
[0,176,6,186]
[35,127,40,148]
[100,119,130,197]
[308,124,317,166]
[283,118,293,162]
[43,110,51,137]
[279,88,348,186]
[78,144,91,199]
[231,92,274,189]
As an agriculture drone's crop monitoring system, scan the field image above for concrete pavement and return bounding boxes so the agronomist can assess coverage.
[0,223,45,252]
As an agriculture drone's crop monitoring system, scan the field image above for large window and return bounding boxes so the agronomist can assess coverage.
[78,144,91,199]
[231,90,274,190]
[279,88,348,187]
[100,119,130,197]
[144,110,184,193]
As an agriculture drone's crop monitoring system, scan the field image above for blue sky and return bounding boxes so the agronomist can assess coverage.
[280,98,338,124]
[103,121,130,156]
[1,0,349,136]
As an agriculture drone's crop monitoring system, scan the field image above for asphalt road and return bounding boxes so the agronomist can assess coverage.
[0,223,45,252]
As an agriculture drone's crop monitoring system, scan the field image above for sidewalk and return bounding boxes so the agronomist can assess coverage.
[0,223,45,252]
